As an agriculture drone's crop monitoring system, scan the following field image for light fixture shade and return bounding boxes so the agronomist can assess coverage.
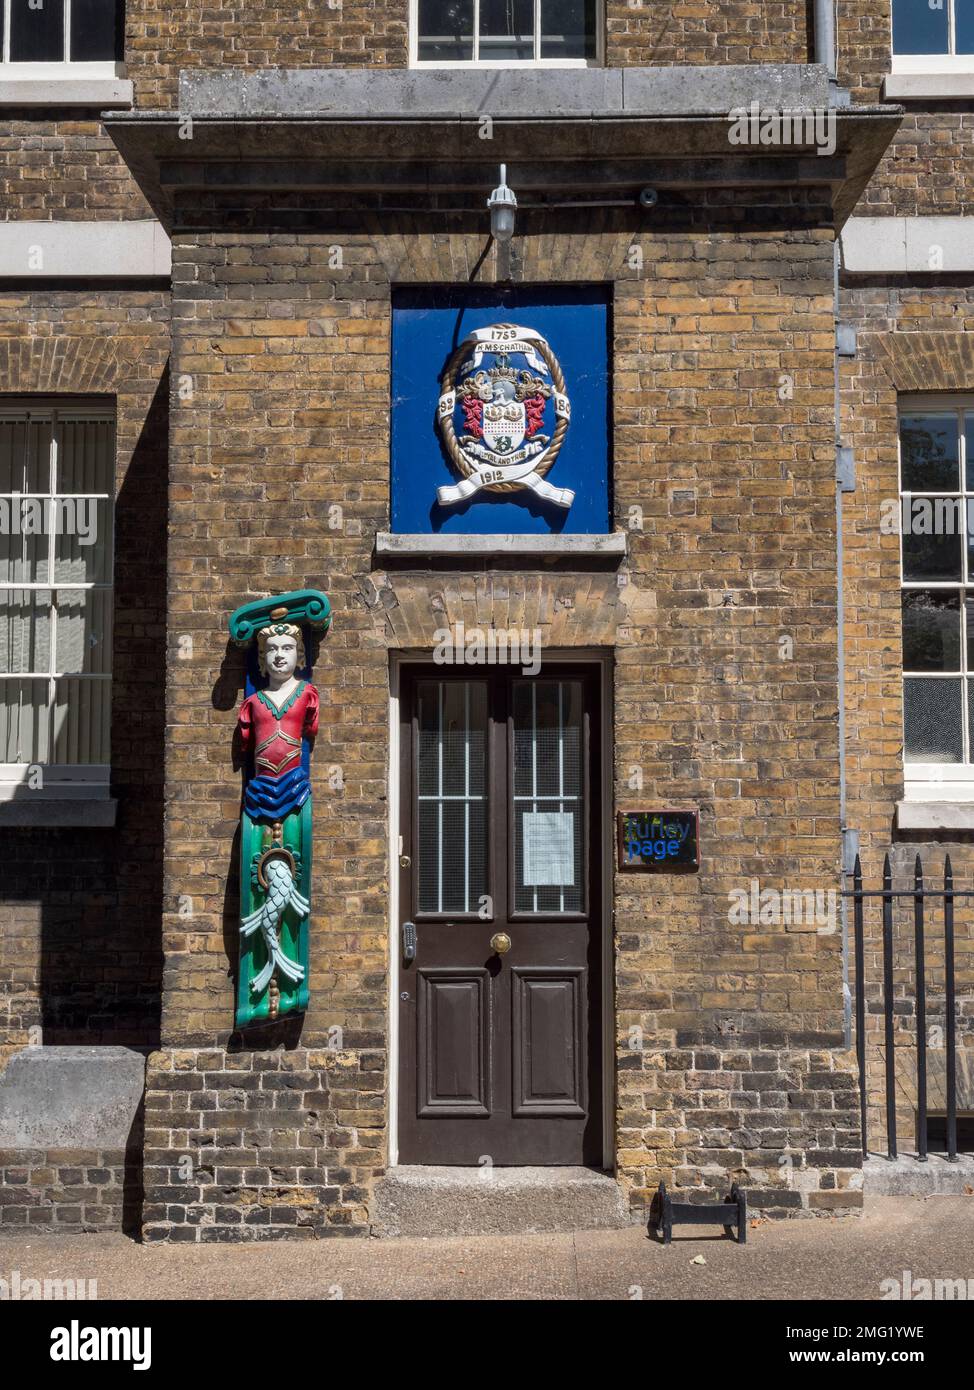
[490,203,516,243]
[487,164,517,244]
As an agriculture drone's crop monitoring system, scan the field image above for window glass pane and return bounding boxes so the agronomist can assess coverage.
[541,0,595,58]
[0,590,52,674]
[0,519,50,584]
[70,0,124,62]
[902,589,961,671]
[56,589,111,675]
[513,680,583,913]
[0,418,51,493]
[902,505,962,580]
[892,0,950,53]
[53,677,110,764]
[965,412,974,490]
[0,417,53,494]
[56,419,114,493]
[418,0,474,60]
[0,678,51,763]
[9,0,66,62]
[480,0,534,60]
[900,413,959,491]
[416,680,488,913]
[957,0,974,53]
[53,497,112,583]
[904,677,963,762]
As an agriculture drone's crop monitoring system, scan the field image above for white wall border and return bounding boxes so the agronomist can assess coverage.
[840,217,974,274]
[0,220,171,278]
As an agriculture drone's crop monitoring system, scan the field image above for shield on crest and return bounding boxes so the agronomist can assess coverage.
[482,381,526,455]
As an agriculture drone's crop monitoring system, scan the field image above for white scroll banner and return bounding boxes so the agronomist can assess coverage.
[459,324,550,376]
[436,446,575,507]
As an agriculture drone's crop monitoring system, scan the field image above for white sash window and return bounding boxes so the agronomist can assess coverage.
[0,401,114,799]
[899,397,974,801]
[0,0,123,77]
[412,0,600,66]
[892,0,974,70]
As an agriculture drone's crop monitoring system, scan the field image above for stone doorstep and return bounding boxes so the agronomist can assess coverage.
[863,1153,974,1198]
[371,1166,631,1238]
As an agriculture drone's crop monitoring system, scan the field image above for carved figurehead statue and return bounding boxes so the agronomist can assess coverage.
[228,591,331,1027]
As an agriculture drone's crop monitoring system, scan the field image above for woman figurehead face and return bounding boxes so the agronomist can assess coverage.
[257,623,305,681]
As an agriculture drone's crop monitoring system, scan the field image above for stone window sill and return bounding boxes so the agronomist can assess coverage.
[0,798,117,828]
[0,77,133,107]
[376,532,627,560]
[883,72,974,100]
[896,800,974,832]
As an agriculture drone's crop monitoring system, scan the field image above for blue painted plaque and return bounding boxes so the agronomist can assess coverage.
[391,286,610,535]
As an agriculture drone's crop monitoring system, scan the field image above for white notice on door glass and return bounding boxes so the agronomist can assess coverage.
[522,811,575,887]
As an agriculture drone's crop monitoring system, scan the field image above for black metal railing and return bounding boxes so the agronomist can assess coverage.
[846,854,963,1162]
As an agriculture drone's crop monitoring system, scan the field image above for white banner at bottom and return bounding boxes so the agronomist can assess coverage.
[437,451,575,508]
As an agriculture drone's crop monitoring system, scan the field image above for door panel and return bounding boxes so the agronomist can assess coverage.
[398,665,602,1166]
[511,967,586,1116]
[417,969,490,1116]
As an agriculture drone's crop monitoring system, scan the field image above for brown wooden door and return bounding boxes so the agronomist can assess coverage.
[397,665,602,1166]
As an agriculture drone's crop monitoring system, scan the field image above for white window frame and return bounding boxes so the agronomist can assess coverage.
[899,394,974,801]
[409,0,603,68]
[0,0,124,77]
[0,399,114,800]
[891,0,974,71]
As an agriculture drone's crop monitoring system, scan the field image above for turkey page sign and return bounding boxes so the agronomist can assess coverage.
[617,810,699,872]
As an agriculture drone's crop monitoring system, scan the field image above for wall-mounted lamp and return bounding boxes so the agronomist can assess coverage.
[487,164,517,243]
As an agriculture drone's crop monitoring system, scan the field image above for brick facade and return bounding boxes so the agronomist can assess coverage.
[0,1147,143,1234]
[0,116,153,221]
[0,2,969,1237]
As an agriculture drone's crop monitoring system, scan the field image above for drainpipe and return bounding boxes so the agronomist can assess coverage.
[814,0,837,86]
[834,241,853,1050]
[817,0,854,1052]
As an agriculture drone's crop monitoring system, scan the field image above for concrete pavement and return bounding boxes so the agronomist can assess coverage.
[0,1196,972,1301]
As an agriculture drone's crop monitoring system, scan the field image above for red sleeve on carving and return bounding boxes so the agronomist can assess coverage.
[238,695,255,753]
[304,684,320,739]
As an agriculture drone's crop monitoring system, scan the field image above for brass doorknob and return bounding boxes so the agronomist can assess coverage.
[490,932,512,955]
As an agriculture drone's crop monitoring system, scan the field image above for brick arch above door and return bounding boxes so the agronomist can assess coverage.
[358,570,633,649]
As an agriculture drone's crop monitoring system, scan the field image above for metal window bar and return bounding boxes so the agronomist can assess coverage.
[417,680,485,913]
[512,680,582,914]
[845,852,964,1163]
